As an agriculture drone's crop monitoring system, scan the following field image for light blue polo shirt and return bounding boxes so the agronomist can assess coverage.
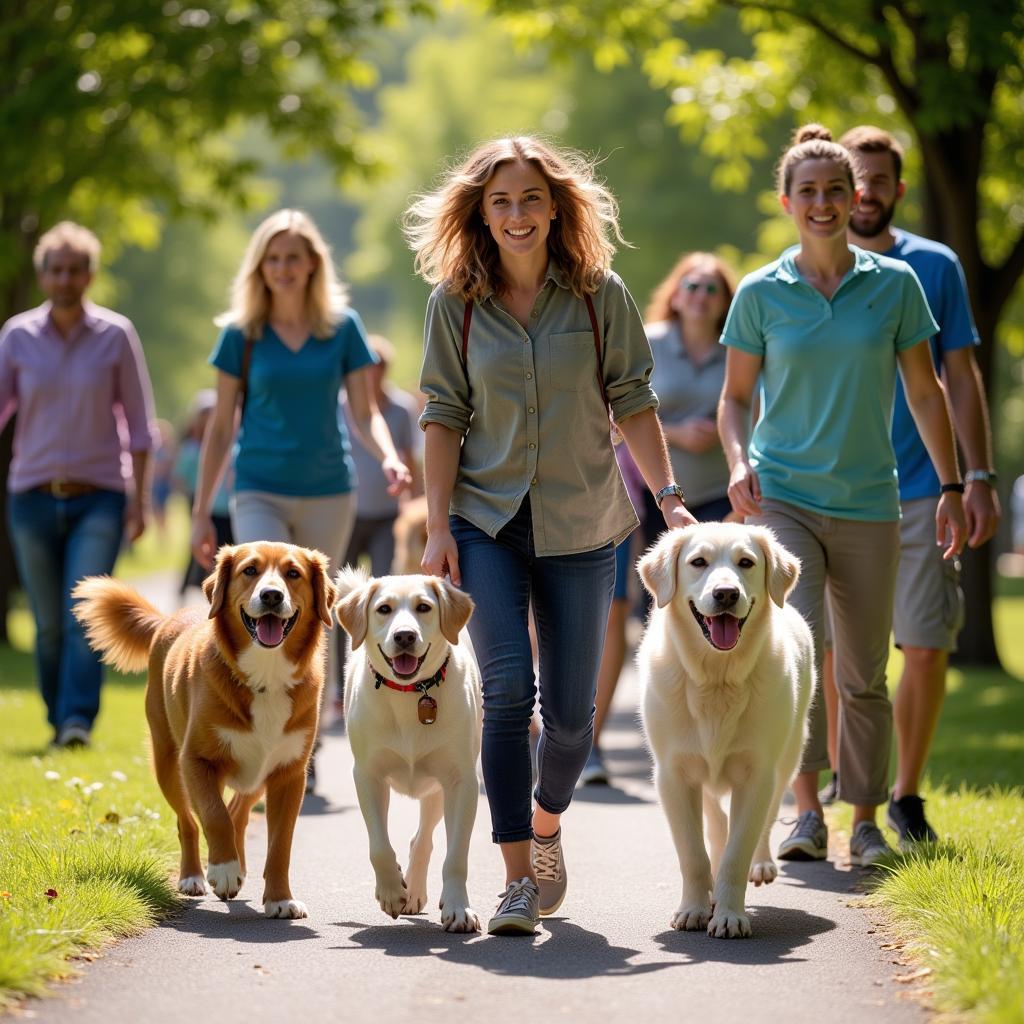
[210,312,376,497]
[721,247,938,521]
[885,230,979,500]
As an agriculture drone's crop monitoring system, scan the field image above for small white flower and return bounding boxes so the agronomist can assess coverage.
[65,777,84,789]
[110,770,128,782]
[44,770,60,781]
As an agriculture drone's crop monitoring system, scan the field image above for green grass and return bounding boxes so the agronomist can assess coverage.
[0,646,180,1010]
[826,591,1024,1023]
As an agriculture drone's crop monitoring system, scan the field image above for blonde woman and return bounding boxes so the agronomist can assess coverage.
[406,136,695,935]
[190,211,411,784]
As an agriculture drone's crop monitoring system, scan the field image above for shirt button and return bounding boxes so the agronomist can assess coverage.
[528,406,535,414]
[526,372,533,380]
[531,477,538,485]
[529,443,536,450]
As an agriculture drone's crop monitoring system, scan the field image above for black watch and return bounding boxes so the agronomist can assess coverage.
[655,483,686,508]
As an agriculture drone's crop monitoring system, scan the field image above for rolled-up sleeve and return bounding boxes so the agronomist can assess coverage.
[418,287,472,436]
[600,272,659,422]
[115,320,158,451]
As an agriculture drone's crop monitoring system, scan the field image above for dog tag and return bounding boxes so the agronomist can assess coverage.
[417,694,438,725]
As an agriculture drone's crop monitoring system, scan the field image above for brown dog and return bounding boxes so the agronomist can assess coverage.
[73,542,335,918]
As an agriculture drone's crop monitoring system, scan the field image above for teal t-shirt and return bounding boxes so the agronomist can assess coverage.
[210,312,376,497]
[720,247,938,521]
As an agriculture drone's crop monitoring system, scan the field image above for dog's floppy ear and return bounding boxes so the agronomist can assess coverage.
[429,577,474,644]
[752,526,801,607]
[306,549,335,628]
[637,529,691,609]
[334,571,377,650]
[202,545,235,619]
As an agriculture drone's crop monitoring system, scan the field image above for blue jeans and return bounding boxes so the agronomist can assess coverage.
[450,498,616,843]
[7,488,126,732]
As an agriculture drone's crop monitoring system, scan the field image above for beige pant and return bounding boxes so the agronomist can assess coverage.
[749,499,899,807]
[231,490,357,694]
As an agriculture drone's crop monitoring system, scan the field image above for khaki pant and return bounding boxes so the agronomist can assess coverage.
[749,499,899,807]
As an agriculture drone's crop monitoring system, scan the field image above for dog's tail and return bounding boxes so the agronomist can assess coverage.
[72,576,165,673]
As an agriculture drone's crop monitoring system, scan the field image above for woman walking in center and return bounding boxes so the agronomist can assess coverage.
[406,136,695,936]
[718,125,966,868]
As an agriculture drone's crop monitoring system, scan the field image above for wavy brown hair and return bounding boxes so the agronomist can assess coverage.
[645,252,738,333]
[404,136,624,300]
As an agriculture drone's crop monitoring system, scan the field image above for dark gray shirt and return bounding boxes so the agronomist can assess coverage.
[419,264,658,555]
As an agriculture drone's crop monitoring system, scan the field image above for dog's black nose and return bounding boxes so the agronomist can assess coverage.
[393,629,417,649]
[259,587,284,608]
[712,586,740,609]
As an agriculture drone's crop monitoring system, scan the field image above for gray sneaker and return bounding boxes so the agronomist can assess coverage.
[487,877,540,935]
[579,747,610,786]
[56,723,91,749]
[849,821,895,867]
[532,829,567,915]
[778,810,828,861]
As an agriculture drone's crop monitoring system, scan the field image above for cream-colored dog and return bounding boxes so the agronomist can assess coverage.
[334,569,482,933]
[637,523,814,939]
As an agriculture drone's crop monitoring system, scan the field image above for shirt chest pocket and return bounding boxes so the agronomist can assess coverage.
[547,332,597,392]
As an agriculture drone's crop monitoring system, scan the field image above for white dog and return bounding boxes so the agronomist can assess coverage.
[637,523,814,939]
[334,569,482,933]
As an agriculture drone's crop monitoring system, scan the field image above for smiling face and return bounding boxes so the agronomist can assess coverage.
[849,149,905,240]
[781,158,858,243]
[480,160,557,265]
[260,231,317,304]
[38,245,93,310]
[670,259,730,327]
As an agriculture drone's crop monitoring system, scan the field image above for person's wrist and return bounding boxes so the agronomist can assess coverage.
[964,469,997,488]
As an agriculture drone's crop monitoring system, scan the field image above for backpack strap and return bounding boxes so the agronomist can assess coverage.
[461,301,473,366]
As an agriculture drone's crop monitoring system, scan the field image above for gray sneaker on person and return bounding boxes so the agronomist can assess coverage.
[532,828,567,915]
[849,820,895,867]
[487,877,540,935]
[777,810,828,861]
[579,746,610,786]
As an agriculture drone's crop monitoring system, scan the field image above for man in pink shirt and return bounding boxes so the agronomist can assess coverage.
[0,222,157,748]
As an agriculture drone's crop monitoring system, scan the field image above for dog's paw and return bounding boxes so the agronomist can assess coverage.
[264,898,308,919]
[375,875,408,919]
[749,859,778,886]
[178,875,207,897]
[207,860,244,900]
[670,903,712,931]
[707,907,751,939]
[441,905,480,933]
[403,887,428,915]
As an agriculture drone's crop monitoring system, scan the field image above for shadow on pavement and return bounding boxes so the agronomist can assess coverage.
[654,904,836,963]
[571,783,650,805]
[332,917,681,980]
[165,898,321,943]
[777,859,869,895]
[299,792,354,817]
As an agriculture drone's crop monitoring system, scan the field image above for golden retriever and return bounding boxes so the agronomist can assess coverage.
[73,542,335,918]
[637,523,814,938]
[334,568,481,932]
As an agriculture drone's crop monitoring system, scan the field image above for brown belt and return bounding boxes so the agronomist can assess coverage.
[33,480,101,498]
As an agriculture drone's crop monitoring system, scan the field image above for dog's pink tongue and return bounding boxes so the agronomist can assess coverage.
[391,653,418,677]
[708,614,740,651]
[256,616,285,647]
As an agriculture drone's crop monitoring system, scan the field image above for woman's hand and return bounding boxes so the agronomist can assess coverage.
[421,527,461,586]
[936,492,967,561]
[661,496,698,530]
[666,417,720,454]
[727,460,762,518]
[191,514,217,571]
[382,454,413,496]
[123,494,148,544]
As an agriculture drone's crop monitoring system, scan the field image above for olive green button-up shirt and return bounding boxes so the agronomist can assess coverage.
[419,264,658,555]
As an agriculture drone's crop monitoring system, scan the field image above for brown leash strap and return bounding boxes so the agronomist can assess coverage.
[460,294,609,415]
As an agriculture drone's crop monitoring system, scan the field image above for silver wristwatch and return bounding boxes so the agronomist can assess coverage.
[655,483,686,508]
[964,469,998,487]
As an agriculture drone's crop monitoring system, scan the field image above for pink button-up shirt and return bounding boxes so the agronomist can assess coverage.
[0,302,157,493]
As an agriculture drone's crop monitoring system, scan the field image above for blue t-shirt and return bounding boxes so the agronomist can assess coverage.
[721,247,938,521]
[885,230,979,500]
[210,313,376,497]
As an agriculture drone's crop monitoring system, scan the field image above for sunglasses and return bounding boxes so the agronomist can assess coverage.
[681,280,720,295]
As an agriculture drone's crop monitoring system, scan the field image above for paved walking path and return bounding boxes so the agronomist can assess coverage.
[27,574,926,1023]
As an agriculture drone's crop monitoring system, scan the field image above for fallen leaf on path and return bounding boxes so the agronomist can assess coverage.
[894,968,932,983]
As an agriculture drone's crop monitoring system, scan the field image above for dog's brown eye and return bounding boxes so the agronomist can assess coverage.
[738,558,755,569]
[242,566,258,576]
[285,568,301,579]
[690,557,707,568]
[416,603,432,614]
[377,604,392,615]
